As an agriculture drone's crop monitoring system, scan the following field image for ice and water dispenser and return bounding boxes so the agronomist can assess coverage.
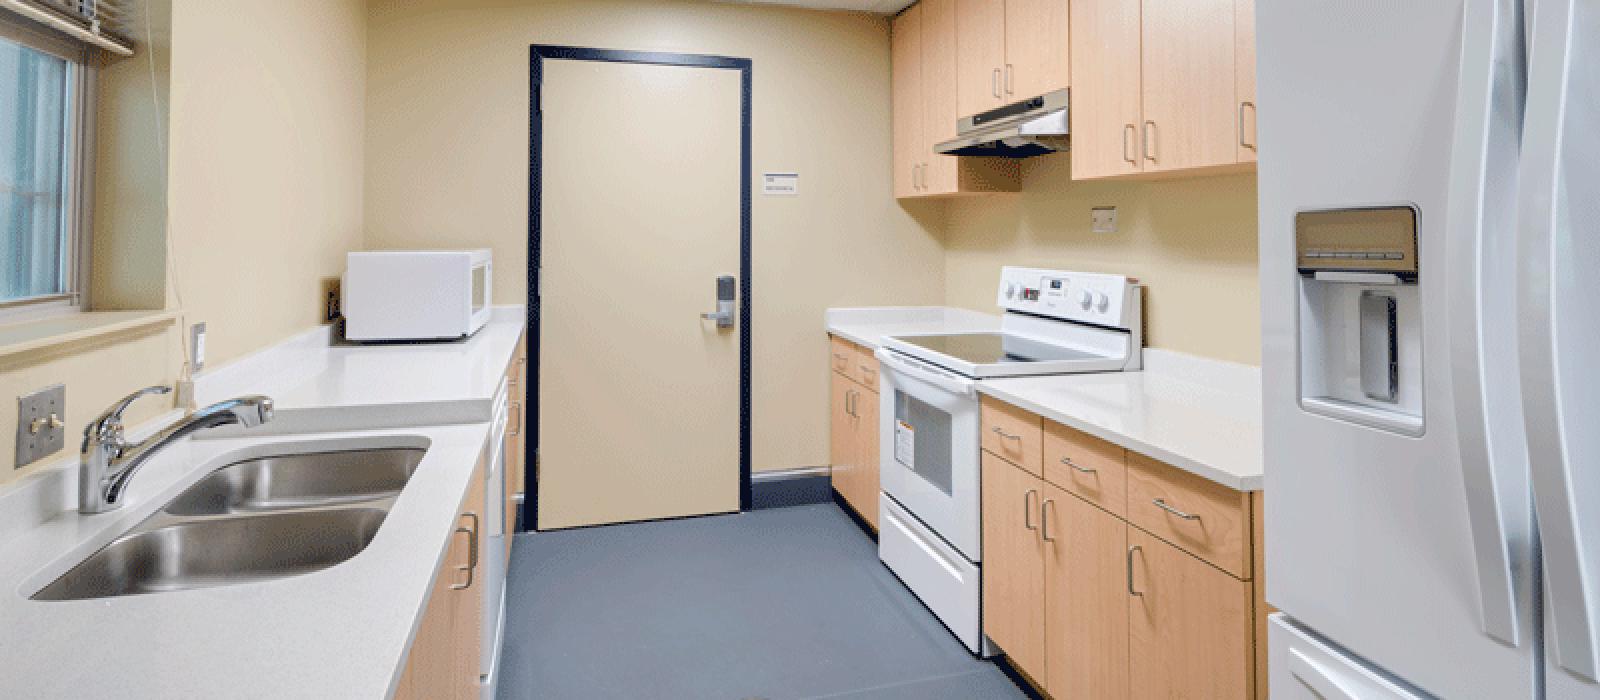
[1295,206,1424,436]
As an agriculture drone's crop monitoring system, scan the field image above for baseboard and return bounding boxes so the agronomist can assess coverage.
[750,466,832,509]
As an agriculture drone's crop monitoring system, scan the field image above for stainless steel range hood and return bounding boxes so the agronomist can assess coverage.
[935,89,1069,158]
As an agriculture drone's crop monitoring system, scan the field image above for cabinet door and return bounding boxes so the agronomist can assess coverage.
[452,456,487,699]
[830,372,858,510]
[892,5,923,198]
[853,386,880,530]
[955,0,1006,117]
[1068,0,1144,179]
[981,452,1046,679]
[1003,0,1070,100]
[921,0,961,194]
[1043,486,1129,699]
[1235,0,1257,162]
[1139,0,1238,172]
[1128,528,1254,698]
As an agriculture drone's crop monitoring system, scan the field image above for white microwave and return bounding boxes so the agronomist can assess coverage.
[343,249,493,341]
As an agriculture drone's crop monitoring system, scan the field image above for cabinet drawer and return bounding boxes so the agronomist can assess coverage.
[830,335,857,376]
[853,344,880,391]
[1126,452,1253,578]
[981,396,1043,476]
[1043,421,1127,517]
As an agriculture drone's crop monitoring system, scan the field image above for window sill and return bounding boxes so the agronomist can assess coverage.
[0,310,181,360]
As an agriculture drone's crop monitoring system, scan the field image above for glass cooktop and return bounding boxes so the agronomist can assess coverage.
[896,333,1104,365]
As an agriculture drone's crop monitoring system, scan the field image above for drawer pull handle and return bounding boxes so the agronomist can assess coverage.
[833,352,849,363]
[1024,489,1039,531]
[991,426,1023,441]
[859,364,874,377]
[1153,498,1201,521]
[1127,545,1144,597]
[1062,457,1096,474]
[1041,499,1056,542]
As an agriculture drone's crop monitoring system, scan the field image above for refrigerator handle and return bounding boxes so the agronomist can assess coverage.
[1519,0,1600,681]
[1444,0,1527,648]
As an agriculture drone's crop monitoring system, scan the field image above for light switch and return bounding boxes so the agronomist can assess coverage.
[191,322,207,373]
[15,384,66,469]
[1091,206,1118,233]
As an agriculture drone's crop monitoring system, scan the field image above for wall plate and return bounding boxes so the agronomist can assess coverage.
[1091,206,1118,233]
[15,384,66,469]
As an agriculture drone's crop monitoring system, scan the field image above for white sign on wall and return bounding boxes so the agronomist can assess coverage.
[762,172,799,196]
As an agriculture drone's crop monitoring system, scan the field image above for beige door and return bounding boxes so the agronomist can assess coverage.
[537,58,742,530]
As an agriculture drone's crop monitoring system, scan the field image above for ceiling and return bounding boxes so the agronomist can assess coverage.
[720,0,915,14]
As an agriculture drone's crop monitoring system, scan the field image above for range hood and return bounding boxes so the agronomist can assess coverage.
[935,89,1069,158]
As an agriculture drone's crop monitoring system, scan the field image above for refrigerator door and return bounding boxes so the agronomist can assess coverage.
[1259,1,1538,698]
[1519,0,1600,692]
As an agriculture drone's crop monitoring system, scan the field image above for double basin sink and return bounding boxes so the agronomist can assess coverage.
[31,447,426,601]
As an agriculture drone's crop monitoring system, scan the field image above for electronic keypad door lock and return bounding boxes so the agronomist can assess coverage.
[701,275,736,329]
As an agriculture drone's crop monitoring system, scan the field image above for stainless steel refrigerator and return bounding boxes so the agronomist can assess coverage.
[1258,0,1600,697]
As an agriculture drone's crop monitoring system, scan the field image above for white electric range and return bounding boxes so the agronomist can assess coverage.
[874,267,1143,654]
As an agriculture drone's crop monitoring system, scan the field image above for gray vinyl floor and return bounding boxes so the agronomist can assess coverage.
[497,502,1030,700]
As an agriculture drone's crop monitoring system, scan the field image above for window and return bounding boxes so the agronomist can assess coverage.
[0,21,91,316]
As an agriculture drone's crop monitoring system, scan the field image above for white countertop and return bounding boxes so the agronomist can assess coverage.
[0,309,526,699]
[829,307,1263,491]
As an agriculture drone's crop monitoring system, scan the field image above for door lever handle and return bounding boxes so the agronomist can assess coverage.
[701,274,736,329]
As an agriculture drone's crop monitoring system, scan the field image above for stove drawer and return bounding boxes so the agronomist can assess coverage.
[981,396,1042,476]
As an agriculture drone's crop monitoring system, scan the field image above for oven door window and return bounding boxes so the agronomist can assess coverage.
[894,389,954,496]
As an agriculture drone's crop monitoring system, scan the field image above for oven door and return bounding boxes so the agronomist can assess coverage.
[876,348,982,562]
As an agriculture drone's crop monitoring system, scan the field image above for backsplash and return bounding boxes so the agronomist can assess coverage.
[942,154,1260,365]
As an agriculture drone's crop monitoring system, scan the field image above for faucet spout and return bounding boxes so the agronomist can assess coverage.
[78,390,275,514]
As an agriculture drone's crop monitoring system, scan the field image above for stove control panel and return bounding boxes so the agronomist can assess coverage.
[997,266,1139,330]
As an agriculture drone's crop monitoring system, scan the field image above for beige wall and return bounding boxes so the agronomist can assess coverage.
[364,0,947,473]
[0,0,369,484]
[944,155,1260,365]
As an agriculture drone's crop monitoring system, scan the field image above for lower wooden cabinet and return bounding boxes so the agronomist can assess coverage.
[1129,526,1255,698]
[829,337,879,530]
[395,454,487,700]
[980,399,1263,698]
[1044,480,1130,699]
[981,454,1046,678]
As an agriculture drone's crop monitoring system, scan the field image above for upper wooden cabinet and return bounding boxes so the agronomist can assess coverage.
[893,0,1022,199]
[956,0,1070,115]
[1069,0,1257,180]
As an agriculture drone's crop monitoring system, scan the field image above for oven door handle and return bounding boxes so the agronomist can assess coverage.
[876,348,976,397]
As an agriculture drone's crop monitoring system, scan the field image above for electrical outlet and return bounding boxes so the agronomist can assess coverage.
[15,384,66,469]
[1091,206,1118,233]
[322,277,342,323]
[190,322,207,373]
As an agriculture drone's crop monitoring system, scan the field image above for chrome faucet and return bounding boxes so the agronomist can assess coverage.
[78,386,275,514]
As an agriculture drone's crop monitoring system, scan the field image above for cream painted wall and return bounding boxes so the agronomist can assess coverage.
[944,155,1260,365]
[0,0,369,485]
[165,0,367,365]
[363,0,947,473]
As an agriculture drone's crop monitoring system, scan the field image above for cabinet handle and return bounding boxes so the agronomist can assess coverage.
[508,401,521,437]
[991,426,1023,441]
[1122,124,1138,165]
[1062,456,1096,474]
[918,162,926,190]
[1024,489,1039,531]
[450,512,480,590]
[1143,120,1158,163]
[1239,101,1257,150]
[845,389,855,418]
[859,364,874,381]
[992,68,1002,98]
[833,352,849,365]
[1005,64,1014,95]
[1041,498,1056,542]
[1152,497,1201,521]
[1127,544,1144,597]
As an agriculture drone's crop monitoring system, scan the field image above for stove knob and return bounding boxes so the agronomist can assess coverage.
[1078,290,1093,309]
[1094,292,1110,312]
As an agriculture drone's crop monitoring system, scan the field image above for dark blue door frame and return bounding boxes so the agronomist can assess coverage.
[522,45,754,532]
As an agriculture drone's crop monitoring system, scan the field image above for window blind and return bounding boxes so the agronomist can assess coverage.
[0,0,134,56]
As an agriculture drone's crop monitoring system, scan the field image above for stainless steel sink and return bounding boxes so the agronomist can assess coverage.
[163,448,424,516]
[32,508,388,601]
[31,445,427,602]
